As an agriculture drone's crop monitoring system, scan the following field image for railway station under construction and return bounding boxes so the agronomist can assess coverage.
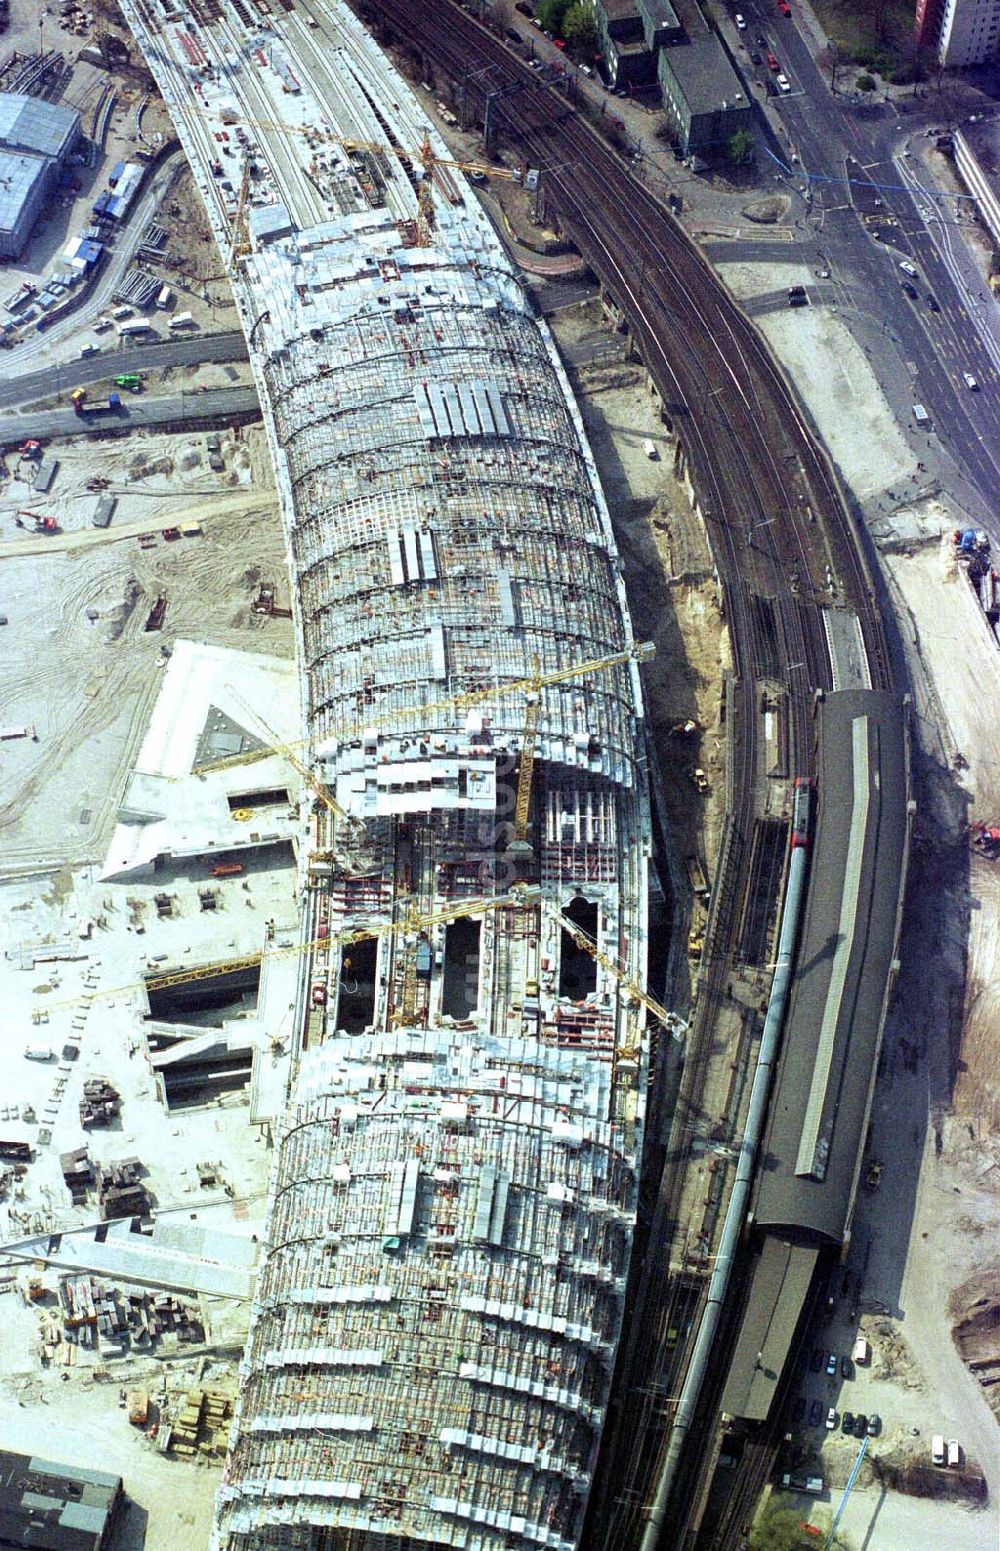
[115,1,658,1547]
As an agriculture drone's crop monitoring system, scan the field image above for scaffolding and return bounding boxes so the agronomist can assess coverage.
[111,0,659,1548]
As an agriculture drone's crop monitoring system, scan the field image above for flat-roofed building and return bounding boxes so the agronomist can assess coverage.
[658,36,752,156]
[0,1450,123,1550]
[0,93,81,258]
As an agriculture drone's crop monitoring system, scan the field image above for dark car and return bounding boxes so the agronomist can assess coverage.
[841,1410,855,1434]
[826,1352,838,1377]
[792,1395,807,1422]
[810,1347,824,1373]
[841,1355,852,1379]
[867,1413,881,1437]
[750,49,761,63]
[901,280,918,298]
[927,294,941,311]
[853,1413,868,1439]
[809,1399,823,1427]
[756,31,768,44]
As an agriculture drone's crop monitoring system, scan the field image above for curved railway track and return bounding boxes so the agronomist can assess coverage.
[354,1,897,1544]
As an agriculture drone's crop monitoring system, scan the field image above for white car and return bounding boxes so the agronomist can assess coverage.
[735,12,747,27]
[79,343,100,357]
[777,72,792,92]
[963,372,979,391]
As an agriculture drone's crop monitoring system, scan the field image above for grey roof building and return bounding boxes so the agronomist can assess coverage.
[0,93,80,159]
[638,0,683,47]
[0,1450,123,1550]
[0,93,80,259]
[657,36,753,156]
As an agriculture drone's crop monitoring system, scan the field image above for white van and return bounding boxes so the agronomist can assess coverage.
[931,1435,945,1465]
[947,1438,961,1468]
[913,403,930,427]
[852,1336,870,1365]
[643,438,659,460]
[24,1044,54,1061]
[899,259,918,278]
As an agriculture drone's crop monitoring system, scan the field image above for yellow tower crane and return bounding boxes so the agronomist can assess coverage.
[206,642,656,778]
[511,641,655,850]
[227,158,252,267]
[221,683,358,847]
[199,106,519,256]
[550,904,680,1039]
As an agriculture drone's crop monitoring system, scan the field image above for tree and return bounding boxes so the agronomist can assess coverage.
[856,72,878,91]
[536,0,569,32]
[750,1502,850,1551]
[728,126,755,164]
[562,2,596,47]
[872,0,890,41]
[820,41,843,93]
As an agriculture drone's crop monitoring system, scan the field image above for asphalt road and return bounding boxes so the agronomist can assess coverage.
[0,386,259,445]
[0,330,249,412]
[735,1,1000,519]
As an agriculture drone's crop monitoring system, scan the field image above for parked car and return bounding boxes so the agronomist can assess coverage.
[776,72,792,92]
[825,1407,838,1430]
[735,12,747,27]
[841,1355,852,1379]
[841,1410,855,1434]
[853,1414,868,1439]
[749,49,761,63]
[927,293,941,312]
[778,0,792,12]
[767,52,780,70]
[867,1413,881,1436]
[809,1399,823,1426]
[826,1352,838,1376]
[963,372,979,390]
[901,280,918,298]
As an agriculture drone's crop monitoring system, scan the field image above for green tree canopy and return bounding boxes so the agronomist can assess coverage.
[728,126,756,164]
[562,2,596,46]
[535,0,570,32]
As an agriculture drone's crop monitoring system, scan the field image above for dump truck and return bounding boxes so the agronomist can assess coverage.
[114,373,143,393]
[71,387,123,415]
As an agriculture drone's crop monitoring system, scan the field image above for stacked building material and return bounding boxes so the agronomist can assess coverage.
[59,1145,93,1202]
[79,1076,120,1128]
[97,1155,150,1220]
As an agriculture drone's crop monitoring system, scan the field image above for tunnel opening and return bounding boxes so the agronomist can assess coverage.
[337,937,379,1035]
[559,897,598,999]
[227,787,291,812]
[441,917,481,1019]
[145,962,260,1027]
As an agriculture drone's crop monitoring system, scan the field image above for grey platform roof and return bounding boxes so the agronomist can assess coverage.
[0,150,48,235]
[659,37,747,114]
[0,92,80,158]
[752,689,908,1245]
[721,1236,818,1420]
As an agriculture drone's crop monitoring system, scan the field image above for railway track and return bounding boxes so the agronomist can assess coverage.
[350,2,896,1543]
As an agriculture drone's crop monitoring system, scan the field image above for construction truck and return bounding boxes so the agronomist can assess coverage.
[114,374,143,393]
[70,387,123,415]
